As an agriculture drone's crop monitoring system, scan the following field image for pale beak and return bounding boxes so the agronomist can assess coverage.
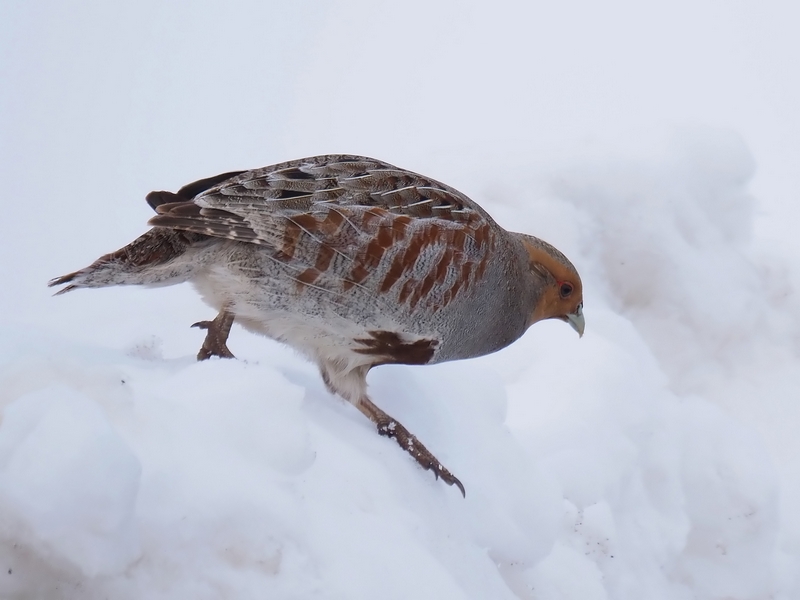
[565,304,585,337]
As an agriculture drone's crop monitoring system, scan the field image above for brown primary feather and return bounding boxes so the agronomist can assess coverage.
[146,170,247,211]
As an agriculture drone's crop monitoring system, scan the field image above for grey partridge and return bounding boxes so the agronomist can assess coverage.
[50,154,585,495]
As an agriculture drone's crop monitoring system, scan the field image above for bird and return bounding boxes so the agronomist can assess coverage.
[49,154,584,495]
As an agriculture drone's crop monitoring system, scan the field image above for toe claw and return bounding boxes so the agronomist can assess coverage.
[373,414,465,497]
[431,463,465,497]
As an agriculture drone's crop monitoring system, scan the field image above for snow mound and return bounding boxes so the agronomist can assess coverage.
[0,385,140,583]
[0,128,798,598]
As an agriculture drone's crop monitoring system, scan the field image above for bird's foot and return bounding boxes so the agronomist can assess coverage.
[192,309,235,360]
[375,414,465,497]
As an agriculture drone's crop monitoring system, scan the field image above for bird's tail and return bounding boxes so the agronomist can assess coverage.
[49,228,211,294]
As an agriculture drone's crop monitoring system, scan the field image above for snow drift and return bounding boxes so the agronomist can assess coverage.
[0,128,798,599]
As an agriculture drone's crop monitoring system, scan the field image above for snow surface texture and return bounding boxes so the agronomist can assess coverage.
[2,1,800,598]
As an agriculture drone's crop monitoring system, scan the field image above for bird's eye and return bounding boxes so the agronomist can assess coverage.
[559,282,573,298]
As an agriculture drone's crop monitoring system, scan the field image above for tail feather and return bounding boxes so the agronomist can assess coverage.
[47,274,80,295]
[49,228,212,294]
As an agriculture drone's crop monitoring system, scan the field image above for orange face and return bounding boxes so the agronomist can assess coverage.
[521,238,585,335]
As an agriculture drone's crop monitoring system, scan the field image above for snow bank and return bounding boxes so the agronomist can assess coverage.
[0,385,141,578]
[0,128,797,599]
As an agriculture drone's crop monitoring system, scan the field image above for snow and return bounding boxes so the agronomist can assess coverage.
[0,385,141,578]
[2,0,800,598]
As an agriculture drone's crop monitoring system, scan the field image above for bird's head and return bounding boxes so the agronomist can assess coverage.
[519,235,585,337]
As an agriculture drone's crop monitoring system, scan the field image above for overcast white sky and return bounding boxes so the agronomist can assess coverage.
[3,0,799,228]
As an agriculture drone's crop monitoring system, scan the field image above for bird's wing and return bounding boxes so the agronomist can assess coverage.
[148,155,499,312]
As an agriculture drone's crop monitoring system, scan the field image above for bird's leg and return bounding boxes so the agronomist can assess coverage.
[357,396,465,496]
[192,308,236,360]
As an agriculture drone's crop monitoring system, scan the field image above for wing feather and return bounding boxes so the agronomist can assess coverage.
[147,155,498,312]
